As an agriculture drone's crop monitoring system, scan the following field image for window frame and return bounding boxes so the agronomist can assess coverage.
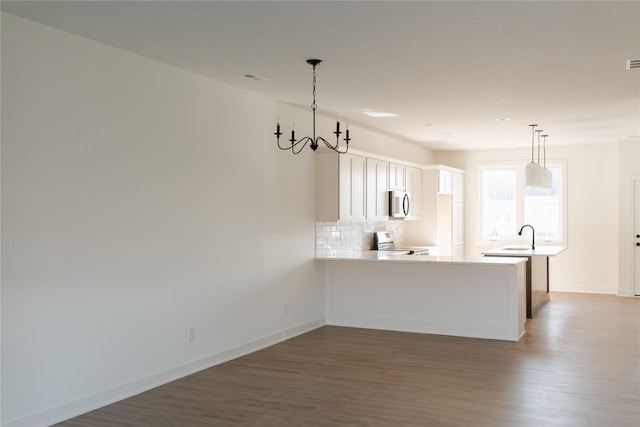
[478,159,568,245]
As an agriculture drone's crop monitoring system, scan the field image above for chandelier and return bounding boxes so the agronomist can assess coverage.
[274,59,350,154]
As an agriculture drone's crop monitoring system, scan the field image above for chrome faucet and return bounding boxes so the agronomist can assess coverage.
[518,224,535,250]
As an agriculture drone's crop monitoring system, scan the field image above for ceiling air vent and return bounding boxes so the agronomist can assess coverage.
[241,73,266,81]
[626,59,640,70]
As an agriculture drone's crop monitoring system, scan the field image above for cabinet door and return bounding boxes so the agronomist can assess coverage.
[405,166,422,218]
[453,245,465,258]
[339,154,366,221]
[453,202,464,246]
[351,155,367,221]
[438,170,452,194]
[452,172,464,202]
[366,158,389,220]
[389,163,406,190]
[338,155,352,220]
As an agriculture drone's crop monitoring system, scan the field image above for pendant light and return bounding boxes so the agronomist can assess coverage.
[525,124,546,187]
[541,134,552,189]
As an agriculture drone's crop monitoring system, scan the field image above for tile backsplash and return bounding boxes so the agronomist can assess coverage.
[316,221,405,256]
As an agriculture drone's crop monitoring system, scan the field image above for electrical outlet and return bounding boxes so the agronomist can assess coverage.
[188,326,196,343]
[283,303,288,316]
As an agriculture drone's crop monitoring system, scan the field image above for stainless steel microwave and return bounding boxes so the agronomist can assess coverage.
[388,191,410,218]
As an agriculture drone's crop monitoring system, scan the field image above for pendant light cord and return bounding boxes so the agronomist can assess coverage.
[536,129,543,164]
[529,124,537,162]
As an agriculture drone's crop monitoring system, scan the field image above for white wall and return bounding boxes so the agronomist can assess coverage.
[0,13,433,426]
[435,143,620,294]
[2,11,325,425]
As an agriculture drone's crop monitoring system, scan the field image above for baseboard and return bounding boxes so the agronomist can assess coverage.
[550,286,617,295]
[327,314,521,342]
[2,317,326,427]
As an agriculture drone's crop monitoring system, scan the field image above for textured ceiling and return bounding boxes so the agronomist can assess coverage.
[2,0,639,151]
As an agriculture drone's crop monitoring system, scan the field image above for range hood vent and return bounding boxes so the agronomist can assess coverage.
[627,59,640,70]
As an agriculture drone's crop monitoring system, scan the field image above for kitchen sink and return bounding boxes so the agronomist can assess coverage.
[500,246,532,251]
[377,250,430,256]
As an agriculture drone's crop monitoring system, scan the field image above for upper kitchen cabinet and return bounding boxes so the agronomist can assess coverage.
[389,162,405,190]
[405,166,423,219]
[437,168,463,200]
[366,158,389,221]
[316,152,367,222]
[452,171,464,203]
[438,169,452,194]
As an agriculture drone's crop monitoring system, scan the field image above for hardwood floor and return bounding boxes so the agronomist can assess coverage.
[56,292,639,427]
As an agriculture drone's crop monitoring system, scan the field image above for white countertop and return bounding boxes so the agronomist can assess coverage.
[316,251,527,266]
[482,245,567,257]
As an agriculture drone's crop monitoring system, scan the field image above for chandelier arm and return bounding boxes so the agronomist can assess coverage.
[317,136,349,154]
[276,136,313,154]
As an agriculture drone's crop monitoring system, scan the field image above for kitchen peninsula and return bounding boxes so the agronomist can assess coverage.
[317,253,528,341]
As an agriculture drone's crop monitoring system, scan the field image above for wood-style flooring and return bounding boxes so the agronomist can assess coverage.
[56,292,640,427]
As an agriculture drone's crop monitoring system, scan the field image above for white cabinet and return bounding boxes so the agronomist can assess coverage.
[316,152,366,222]
[453,245,465,258]
[453,202,464,247]
[389,162,405,190]
[405,166,422,219]
[405,165,464,255]
[452,171,464,203]
[438,169,452,194]
[366,158,389,221]
[452,171,464,255]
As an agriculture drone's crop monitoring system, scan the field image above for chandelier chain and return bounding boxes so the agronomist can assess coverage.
[311,64,317,111]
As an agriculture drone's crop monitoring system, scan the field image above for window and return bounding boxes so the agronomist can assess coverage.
[480,161,566,243]
[482,168,517,240]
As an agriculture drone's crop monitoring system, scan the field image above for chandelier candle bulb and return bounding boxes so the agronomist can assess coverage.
[274,121,282,139]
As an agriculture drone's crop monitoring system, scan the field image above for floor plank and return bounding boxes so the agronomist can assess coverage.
[56,292,640,426]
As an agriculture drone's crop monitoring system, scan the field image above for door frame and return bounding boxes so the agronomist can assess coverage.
[620,175,640,297]
[634,178,640,296]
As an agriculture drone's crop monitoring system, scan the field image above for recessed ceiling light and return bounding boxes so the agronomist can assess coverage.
[496,117,510,121]
[362,110,398,118]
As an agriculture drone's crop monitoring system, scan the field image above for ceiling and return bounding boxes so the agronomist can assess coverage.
[2,0,639,151]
